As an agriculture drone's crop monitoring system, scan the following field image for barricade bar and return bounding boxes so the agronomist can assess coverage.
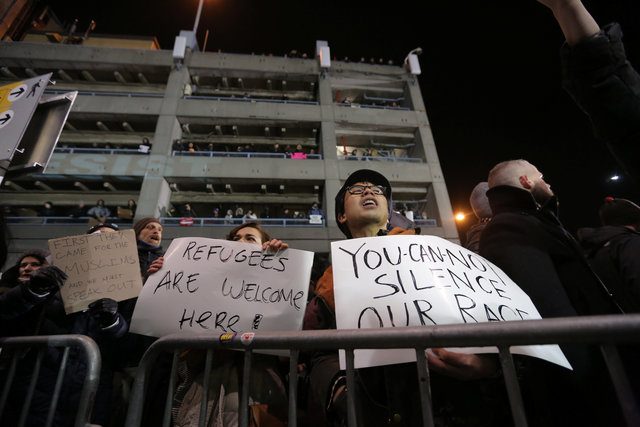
[0,335,101,427]
[143,314,640,353]
[125,315,640,427]
[498,345,528,427]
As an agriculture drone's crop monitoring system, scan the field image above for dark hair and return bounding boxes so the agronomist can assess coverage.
[335,169,392,238]
[226,222,271,243]
[17,249,50,266]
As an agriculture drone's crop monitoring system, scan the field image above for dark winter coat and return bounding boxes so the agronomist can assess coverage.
[561,23,640,182]
[479,185,628,426]
[0,269,127,427]
[578,225,640,313]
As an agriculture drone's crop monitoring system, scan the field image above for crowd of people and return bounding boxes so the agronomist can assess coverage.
[1,0,639,425]
[172,140,320,158]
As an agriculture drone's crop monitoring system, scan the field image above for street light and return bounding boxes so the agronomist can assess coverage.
[454,212,466,222]
[404,47,422,75]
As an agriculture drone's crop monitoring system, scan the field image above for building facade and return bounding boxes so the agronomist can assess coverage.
[0,30,458,265]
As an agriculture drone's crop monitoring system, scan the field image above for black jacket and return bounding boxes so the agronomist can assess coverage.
[0,271,127,427]
[479,185,620,317]
[561,23,640,183]
[479,185,626,426]
[578,225,640,313]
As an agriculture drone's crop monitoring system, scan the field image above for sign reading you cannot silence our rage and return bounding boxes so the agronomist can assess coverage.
[331,235,571,370]
[131,237,314,343]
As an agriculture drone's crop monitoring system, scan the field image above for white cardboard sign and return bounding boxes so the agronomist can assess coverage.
[130,238,314,340]
[48,230,143,313]
[331,235,571,370]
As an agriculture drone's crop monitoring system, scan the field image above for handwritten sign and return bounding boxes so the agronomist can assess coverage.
[331,235,571,370]
[48,230,143,313]
[130,238,314,341]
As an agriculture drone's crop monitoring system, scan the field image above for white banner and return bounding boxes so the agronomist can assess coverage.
[131,238,314,341]
[331,235,571,370]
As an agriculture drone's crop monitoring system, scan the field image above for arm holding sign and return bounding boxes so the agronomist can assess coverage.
[146,256,164,276]
[262,239,288,253]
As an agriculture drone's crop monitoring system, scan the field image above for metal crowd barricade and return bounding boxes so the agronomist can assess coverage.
[124,314,640,427]
[0,334,101,427]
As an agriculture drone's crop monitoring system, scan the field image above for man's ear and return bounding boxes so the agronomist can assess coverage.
[337,212,348,225]
[519,175,533,190]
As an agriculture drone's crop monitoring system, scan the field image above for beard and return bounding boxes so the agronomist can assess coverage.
[531,182,554,204]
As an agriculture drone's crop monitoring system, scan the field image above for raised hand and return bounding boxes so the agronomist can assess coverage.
[262,239,289,253]
[147,256,164,275]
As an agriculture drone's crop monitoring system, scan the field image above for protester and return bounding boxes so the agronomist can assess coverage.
[131,217,164,279]
[464,181,492,253]
[479,159,628,425]
[308,202,324,218]
[578,197,640,313]
[0,248,127,426]
[537,0,640,182]
[69,201,87,219]
[182,203,197,218]
[87,199,111,222]
[144,222,290,426]
[303,169,503,426]
[39,201,56,217]
[242,209,258,222]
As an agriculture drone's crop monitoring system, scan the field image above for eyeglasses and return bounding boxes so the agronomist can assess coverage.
[19,261,42,268]
[346,184,386,196]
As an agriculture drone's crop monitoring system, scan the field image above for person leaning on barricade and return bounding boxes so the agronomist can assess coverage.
[140,222,291,426]
[302,169,508,427]
[0,245,128,427]
[479,160,633,425]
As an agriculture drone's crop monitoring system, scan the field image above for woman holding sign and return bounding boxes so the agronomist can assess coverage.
[141,222,291,427]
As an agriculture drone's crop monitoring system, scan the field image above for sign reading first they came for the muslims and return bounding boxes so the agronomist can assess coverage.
[331,235,571,370]
[48,230,143,314]
[130,237,314,350]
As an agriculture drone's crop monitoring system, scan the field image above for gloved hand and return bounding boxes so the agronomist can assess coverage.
[28,266,67,295]
[88,298,119,328]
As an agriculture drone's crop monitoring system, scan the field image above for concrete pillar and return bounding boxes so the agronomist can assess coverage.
[135,176,171,220]
[136,56,191,220]
[403,75,426,113]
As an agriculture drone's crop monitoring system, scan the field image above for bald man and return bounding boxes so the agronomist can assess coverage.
[479,159,630,425]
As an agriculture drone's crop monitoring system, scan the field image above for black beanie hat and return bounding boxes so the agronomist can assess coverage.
[335,169,392,238]
[133,217,161,240]
[599,197,640,227]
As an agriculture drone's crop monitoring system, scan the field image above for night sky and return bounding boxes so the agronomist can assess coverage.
[45,0,640,236]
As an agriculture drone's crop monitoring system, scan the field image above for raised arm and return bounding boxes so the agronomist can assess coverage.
[537,0,600,45]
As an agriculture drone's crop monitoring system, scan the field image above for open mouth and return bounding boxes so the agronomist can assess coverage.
[362,198,378,207]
